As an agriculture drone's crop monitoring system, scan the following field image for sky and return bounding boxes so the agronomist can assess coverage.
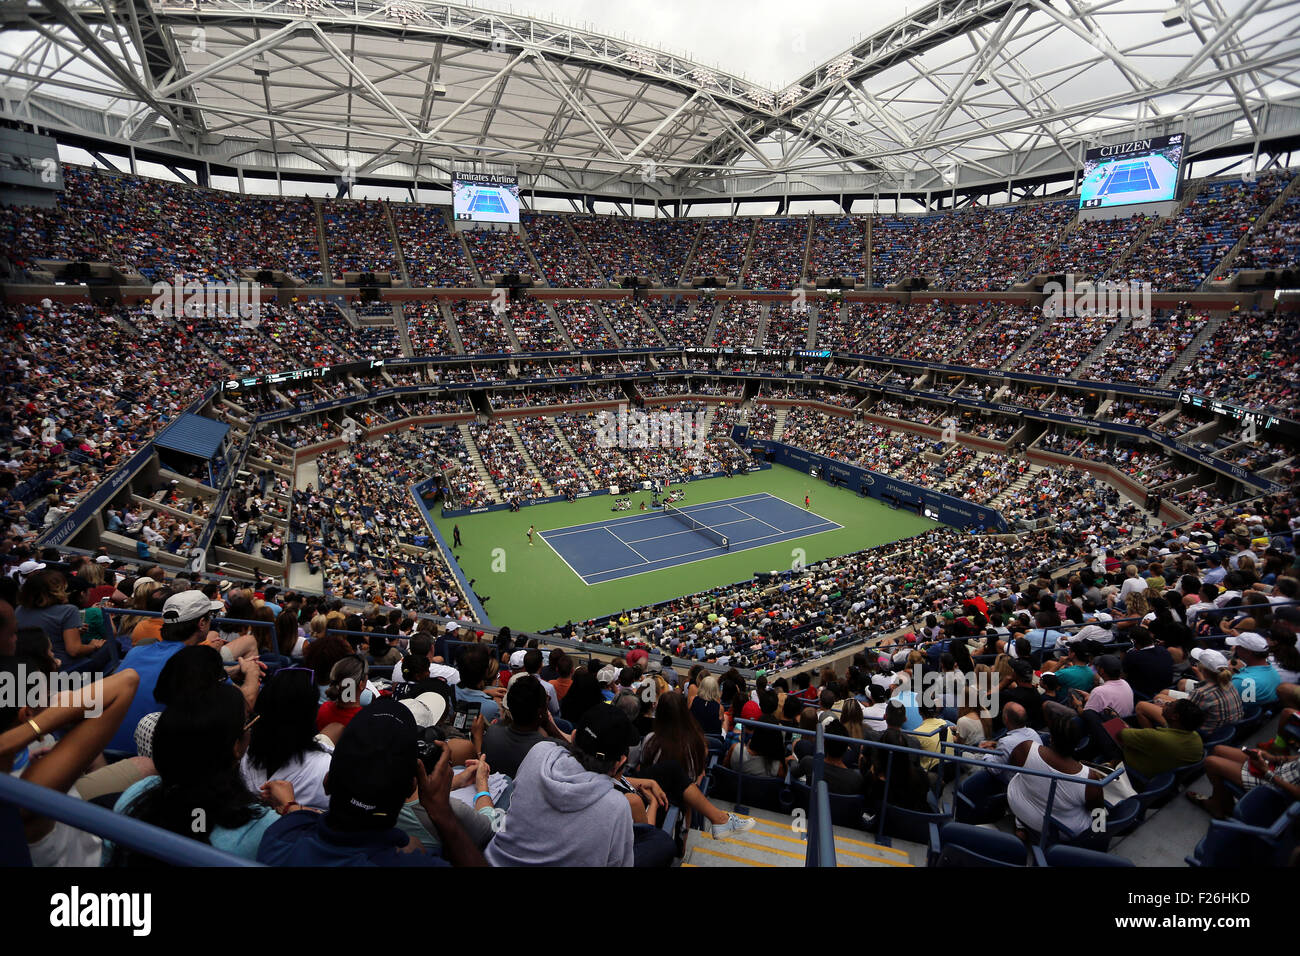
[460,0,911,88]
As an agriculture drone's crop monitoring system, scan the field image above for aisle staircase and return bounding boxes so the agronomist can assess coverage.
[771,404,790,442]
[1069,314,1132,380]
[456,423,504,504]
[503,419,554,496]
[550,419,599,486]
[1158,311,1227,387]
[679,802,924,868]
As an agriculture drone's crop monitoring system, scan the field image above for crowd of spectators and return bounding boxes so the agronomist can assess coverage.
[1032,213,1154,279]
[322,200,397,279]
[742,219,807,290]
[461,229,533,280]
[521,214,604,288]
[1172,310,1299,414]
[1082,310,1207,385]
[1126,172,1291,290]
[506,300,566,352]
[448,300,512,354]
[1235,193,1300,272]
[807,216,867,283]
[1019,314,1117,377]
[394,204,477,287]
[552,300,617,350]
[686,219,754,282]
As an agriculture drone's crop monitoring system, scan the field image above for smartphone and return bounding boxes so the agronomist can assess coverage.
[454,701,481,733]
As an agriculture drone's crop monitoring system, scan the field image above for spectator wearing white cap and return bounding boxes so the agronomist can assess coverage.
[105,589,260,754]
[1138,647,1243,732]
[1227,631,1280,704]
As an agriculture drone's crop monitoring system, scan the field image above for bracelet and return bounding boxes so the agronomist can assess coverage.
[27,718,43,739]
[473,790,492,802]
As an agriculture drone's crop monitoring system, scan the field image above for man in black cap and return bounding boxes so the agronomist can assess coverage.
[257,697,486,866]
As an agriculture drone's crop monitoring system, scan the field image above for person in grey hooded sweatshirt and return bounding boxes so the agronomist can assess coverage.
[485,704,677,867]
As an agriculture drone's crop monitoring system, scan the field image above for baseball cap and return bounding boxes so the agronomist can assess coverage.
[740,700,763,721]
[94,555,114,565]
[15,559,45,577]
[1226,632,1268,653]
[574,704,633,763]
[327,698,419,829]
[596,665,619,684]
[1190,647,1229,671]
[400,691,448,729]
[162,589,214,625]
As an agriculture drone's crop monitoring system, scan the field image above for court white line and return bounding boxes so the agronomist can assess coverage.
[581,520,845,584]
[536,530,587,583]
[541,491,776,539]
[621,514,755,546]
[725,503,785,535]
[606,525,650,564]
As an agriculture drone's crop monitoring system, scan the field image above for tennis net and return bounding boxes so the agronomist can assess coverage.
[661,501,729,551]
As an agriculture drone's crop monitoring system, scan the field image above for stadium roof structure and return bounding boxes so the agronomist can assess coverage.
[3,0,1300,206]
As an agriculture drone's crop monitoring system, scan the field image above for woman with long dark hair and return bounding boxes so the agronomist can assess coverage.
[635,691,755,839]
[16,570,118,674]
[108,682,277,865]
[240,667,332,809]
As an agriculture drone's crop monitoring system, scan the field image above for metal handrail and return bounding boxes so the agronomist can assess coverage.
[0,772,260,867]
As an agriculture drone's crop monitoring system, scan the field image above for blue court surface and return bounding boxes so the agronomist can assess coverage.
[1099,160,1158,196]
[539,492,842,585]
[465,188,509,214]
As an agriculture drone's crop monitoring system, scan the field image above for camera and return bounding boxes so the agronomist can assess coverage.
[415,729,447,773]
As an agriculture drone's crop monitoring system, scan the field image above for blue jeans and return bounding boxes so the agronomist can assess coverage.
[61,637,121,676]
[633,824,677,867]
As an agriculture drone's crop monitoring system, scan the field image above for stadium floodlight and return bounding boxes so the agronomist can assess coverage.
[690,68,719,88]
[251,54,270,78]
[777,85,807,109]
[745,88,775,109]
[432,83,447,98]
[973,72,990,86]
[826,54,855,79]
[623,48,660,69]
[384,2,429,23]
[1162,4,1189,27]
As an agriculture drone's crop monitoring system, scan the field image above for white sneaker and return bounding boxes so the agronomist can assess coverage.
[710,813,756,840]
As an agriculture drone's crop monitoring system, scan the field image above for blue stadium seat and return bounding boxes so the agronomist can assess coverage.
[929,822,1030,867]
[878,793,953,844]
[952,769,1009,825]
[1187,787,1300,867]
[791,779,863,829]
[1042,845,1136,867]
[709,764,790,814]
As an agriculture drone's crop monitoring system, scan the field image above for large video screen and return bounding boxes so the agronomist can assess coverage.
[453,172,520,224]
[1079,133,1186,210]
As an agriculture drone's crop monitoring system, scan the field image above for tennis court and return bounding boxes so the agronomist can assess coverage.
[1099,160,1158,196]
[464,188,509,215]
[539,491,842,585]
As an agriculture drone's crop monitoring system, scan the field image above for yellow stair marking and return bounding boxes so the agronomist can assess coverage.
[747,815,910,859]
[689,844,775,867]
[826,832,910,857]
[719,837,807,861]
[833,843,915,867]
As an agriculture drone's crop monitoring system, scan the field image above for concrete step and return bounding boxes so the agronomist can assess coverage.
[680,800,923,867]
